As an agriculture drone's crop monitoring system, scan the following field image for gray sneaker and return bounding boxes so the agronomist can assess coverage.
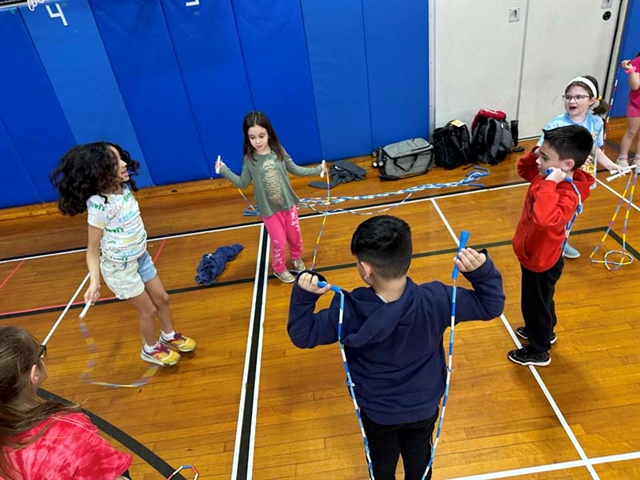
[562,243,580,259]
[291,259,306,271]
[274,270,296,283]
[616,155,630,168]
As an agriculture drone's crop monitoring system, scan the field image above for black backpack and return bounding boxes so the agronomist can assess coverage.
[470,109,513,165]
[432,120,472,170]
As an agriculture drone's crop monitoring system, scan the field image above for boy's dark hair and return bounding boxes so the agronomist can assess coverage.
[351,215,412,280]
[50,142,140,217]
[541,125,593,171]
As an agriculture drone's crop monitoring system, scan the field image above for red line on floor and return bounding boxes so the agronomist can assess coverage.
[1,240,169,317]
[0,260,25,290]
[152,239,167,263]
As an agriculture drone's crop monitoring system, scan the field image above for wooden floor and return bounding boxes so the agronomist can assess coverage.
[0,118,638,479]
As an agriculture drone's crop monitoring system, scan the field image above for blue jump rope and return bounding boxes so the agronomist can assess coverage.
[318,229,470,480]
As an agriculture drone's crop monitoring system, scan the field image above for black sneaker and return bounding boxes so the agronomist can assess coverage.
[508,346,551,367]
[515,326,557,345]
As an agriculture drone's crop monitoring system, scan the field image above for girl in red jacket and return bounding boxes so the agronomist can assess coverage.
[0,326,132,479]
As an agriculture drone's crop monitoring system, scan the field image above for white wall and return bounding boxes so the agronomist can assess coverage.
[433,0,621,139]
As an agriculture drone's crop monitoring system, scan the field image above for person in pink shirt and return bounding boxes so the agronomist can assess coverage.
[0,326,132,480]
[617,53,640,167]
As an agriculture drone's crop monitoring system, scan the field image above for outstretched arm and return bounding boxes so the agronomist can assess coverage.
[288,272,339,348]
[217,157,253,189]
[284,156,323,177]
[595,146,623,173]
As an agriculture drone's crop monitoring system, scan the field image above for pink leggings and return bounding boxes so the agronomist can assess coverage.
[262,205,303,273]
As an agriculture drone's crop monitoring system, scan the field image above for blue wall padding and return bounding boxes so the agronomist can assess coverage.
[300,0,373,160]
[20,1,153,188]
[362,0,429,146]
[232,0,322,164]
[0,10,75,203]
[612,0,640,118]
[159,0,253,176]
[90,0,208,185]
[0,120,42,208]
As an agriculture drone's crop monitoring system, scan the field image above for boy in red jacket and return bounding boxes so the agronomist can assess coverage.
[510,125,595,366]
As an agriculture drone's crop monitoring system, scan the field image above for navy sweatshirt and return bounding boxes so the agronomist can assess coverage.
[287,253,505,425]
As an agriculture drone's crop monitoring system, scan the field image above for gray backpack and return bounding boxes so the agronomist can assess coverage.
[470,110,513,165]
[374,138,434,180]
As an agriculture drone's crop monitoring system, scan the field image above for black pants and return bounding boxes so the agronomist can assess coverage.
[521,256,564,353]
[360,408,439,480]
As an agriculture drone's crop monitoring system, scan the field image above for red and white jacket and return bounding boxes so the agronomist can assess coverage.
[513,148,594,272]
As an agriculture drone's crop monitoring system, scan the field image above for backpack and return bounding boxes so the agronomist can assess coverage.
[432,120,472,170]
[470,109,513,165]
[373,138,434,180]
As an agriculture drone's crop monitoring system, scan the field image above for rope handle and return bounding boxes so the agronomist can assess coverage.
[452,230,470,280]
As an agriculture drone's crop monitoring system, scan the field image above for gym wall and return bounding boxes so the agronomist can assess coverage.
[0,0,636,209]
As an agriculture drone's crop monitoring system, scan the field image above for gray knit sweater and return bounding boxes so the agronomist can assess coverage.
[219,150,322,217]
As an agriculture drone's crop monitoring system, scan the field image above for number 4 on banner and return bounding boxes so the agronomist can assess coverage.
[46,3,68,27]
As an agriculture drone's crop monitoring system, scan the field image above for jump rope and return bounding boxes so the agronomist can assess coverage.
[316,229,470,480]
[588,62,639,270]
[39,82,631,473]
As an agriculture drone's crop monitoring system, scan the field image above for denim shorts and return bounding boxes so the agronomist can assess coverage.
[100,251,157,300]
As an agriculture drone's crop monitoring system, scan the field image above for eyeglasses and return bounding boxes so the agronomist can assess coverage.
[38,344,47,360]
[562,94,591,102]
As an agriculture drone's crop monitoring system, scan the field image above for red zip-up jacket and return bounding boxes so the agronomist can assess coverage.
[513,148,594,272]
[4,412,132,479]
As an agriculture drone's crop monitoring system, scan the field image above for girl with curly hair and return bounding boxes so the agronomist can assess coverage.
[50,142,196,366]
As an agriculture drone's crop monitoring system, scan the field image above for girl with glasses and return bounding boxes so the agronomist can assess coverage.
[534,75,623,260]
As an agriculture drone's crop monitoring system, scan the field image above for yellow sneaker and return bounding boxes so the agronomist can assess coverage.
[160,332,196,352]
[141,343,180,366]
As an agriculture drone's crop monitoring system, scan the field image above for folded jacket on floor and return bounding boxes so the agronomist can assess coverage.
[195,244,244,285]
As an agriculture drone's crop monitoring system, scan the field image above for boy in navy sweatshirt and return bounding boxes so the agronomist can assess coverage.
[287,215,505,480]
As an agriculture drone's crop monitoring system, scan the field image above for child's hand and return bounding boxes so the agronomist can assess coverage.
[544,167,566,183]
[84,283,100,304]
[297,272,332,294]
[621,60,636,73]
[454,248,486,273]
[215,155,225,174]
[607,160,624,174]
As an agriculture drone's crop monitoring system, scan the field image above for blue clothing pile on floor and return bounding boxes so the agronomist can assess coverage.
[195,244,244,285]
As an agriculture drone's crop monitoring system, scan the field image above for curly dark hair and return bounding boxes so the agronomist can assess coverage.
[50,142,140,216]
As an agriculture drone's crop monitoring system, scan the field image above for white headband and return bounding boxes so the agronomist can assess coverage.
[567,76,597,98]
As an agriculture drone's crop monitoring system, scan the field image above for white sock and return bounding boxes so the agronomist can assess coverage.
[161,330,175,341]
[143,343,157,354]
